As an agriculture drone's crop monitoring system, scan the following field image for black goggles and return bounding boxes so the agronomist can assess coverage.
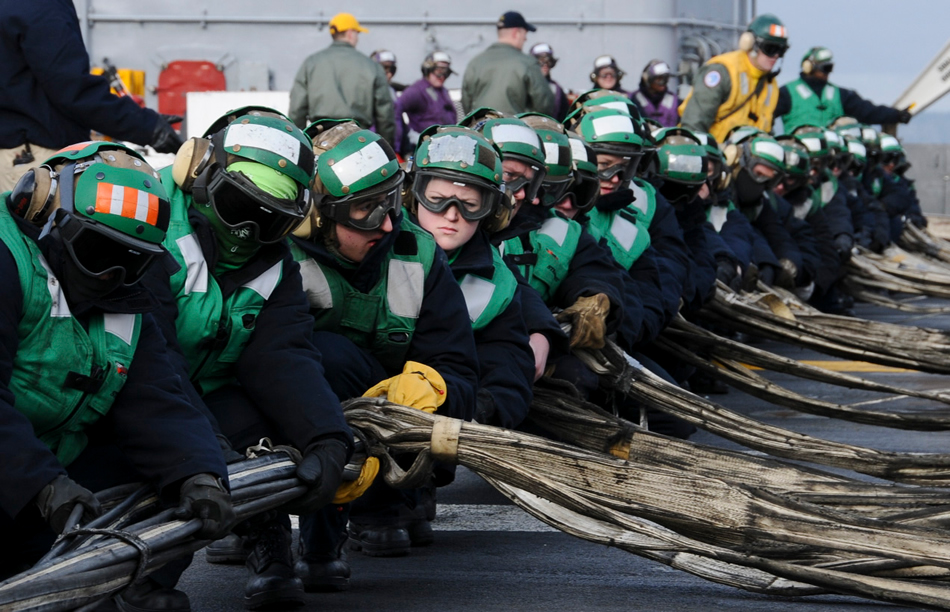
[431,66,452,78]
[322,173,405,231]
[747,164,784,191]
[758,42,788,58]
[541,176,574,207]
[816,62,834,74]
[569,171,600,212]
[413,175,499,221]
[207,170,308,244]
[60,214,165,286]
[596,155,641,183]
[503,165,546,203]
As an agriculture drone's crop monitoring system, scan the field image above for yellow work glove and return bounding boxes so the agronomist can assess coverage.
[363,361,448,413]
[332,457,380,504]
[555,293,611,350]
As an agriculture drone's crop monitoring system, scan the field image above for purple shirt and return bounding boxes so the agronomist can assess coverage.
[395,78,458,153]
[631,85,680,127]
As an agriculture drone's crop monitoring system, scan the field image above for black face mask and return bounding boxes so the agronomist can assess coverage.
[61,254,124,311]
[659,181,702,208]
[734,168,768,206]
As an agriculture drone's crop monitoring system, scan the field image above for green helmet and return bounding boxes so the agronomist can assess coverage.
[724,125,765,148]
[859,125,882,165]
[460,108,548,204]
[192,110,316,243]
[802,46,833,74]
[410,125,509,231]
[832,120,862,141]
[879,134,904,166]
[776,135,810,176]
[692,131,723,180]
[843,135,867,176]
[310,120,404,231]
[566,130,600,214]
[791,124,831,170]
[775,136,811,192]
[565,89,641,126]
[518,113,575,207]
[746,13,789,51]
[652,127,707,205]
[578,108,648,184]
[10,141,170,286]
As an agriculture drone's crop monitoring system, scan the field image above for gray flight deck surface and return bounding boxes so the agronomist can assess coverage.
[179,299,950,611]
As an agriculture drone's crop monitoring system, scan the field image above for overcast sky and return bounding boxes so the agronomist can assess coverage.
[758,0,950,114]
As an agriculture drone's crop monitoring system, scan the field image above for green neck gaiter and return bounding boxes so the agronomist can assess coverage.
[191,200,261,272]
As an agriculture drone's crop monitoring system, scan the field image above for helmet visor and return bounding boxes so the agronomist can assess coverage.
[757,41,788,58]
[413,174,502,221]
[208,170,308,243]
[62,218,165,286]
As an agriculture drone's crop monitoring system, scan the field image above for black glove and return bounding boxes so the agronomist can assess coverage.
[715,258,740,292]
[282,439,349,515]
[910,214,928,229]
[758,263,776,287]
[897,109,912,124]
[150,116,184,154]
[834,234,854,263]
[473,387,497,425]
[174,473,236,540]
[740,262,759,292]
[775,258,798,289]
[35,475,102,534]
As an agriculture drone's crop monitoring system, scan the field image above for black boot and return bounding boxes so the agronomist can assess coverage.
[347,522,411,557]
[294,534,351,592]
[244,522,304,610]
[115,577,190,612]
[205,533,247,564]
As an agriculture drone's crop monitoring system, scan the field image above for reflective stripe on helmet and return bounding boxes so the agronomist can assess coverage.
[331,141,391,186]
[224,123,302,165]
[95,183,159,225]
[591,114,634,137]
[427,134,478,166]
[490,124,541,148]
[569,138,588,163]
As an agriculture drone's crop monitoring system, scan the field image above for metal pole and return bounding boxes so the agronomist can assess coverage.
[83,13,746,32]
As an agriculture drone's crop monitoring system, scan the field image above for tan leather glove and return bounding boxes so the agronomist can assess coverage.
[555,293,611,350]
[363,361,448,413]
[333,457,380,504]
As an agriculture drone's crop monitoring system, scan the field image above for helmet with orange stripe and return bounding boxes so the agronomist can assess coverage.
[9,141,170,286]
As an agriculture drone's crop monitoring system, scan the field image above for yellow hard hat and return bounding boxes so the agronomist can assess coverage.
[329,13,368,35]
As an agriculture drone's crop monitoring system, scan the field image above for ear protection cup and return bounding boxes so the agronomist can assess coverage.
[802,59,813,74]
[589,72,598,85]
[171,138,213,192]
[722,143,740,169]
[482,196,513,234]
[738,31,755,52]
[9,166,57,225]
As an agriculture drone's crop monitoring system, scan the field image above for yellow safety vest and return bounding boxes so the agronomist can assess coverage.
[679,50,780,142]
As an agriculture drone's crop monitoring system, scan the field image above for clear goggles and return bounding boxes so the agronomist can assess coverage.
[320,172,405,231]
[413,174,503,222]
